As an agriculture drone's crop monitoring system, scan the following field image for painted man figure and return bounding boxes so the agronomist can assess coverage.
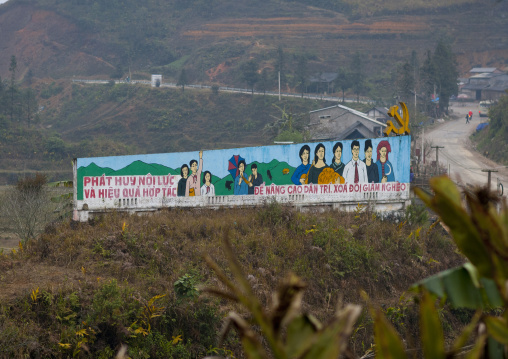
[343,140,368,183]
[248,163,264,195]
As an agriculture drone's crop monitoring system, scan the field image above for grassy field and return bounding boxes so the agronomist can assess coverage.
[0,201,469,357]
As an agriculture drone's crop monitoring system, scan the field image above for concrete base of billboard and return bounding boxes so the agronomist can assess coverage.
[74,196,412,222]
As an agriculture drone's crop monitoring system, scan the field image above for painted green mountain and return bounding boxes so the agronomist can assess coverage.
[77,161,177,200]
[77,159,298,200]
[214,160,296,196]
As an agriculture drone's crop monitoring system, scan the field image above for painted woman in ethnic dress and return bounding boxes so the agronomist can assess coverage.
[307,143,328,184]
[375,140,395,183]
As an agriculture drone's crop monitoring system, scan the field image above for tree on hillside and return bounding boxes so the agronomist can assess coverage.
[240,59,259,95]
[25,69,34,85]
[397,61,415,105]
[0,76,5,115]
[295,55,308,97]
[420,50,437,115]
[177,69,188,92]
[9,55,17,121]
[432,39,458,114]
[349,52,367,102]
[258,68,269,95]
[23,88,38,128]
[335,67,352,102]
[419,41,458,116]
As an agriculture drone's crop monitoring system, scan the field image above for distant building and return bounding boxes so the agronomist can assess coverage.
[462,71,508,101]
[468,67,504,75]
[151,74,162,87]
[366,106,389,124]
[307,104,386,141]
[308,72,338,94]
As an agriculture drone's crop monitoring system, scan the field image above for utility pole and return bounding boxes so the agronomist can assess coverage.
[422,126,425,164]
[481,169,498,190]
[431,146,444,175]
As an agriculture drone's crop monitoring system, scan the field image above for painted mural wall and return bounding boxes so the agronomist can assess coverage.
[74,136,411,212]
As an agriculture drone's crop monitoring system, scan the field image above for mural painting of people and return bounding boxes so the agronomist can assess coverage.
[363,139,379,183]
[234,160,249,195]
[75,135,410,213]
[248,164,263,195]
[331,142,345,176]
[201,171,215,196]
[291,145,311,185]
[186,151,203,196]
[307,143,328,184]
[343,140,368,183]
[177,164,189,197]
[376,140,395,183]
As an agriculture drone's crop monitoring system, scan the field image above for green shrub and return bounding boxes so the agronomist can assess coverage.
[174,274,199,300]
[404,200,429,225]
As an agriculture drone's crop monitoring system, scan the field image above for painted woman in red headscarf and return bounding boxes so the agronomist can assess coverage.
[375,140,395,183]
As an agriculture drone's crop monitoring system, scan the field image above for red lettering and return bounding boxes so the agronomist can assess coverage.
[84,177,91,187]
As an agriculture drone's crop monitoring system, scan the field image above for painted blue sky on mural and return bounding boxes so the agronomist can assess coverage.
[77,136,411,183]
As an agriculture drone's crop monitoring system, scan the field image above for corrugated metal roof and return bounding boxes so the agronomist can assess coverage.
[310,104,386,127]
[485,74,508,92]
[308,72,338,83]
[469,67,499,73]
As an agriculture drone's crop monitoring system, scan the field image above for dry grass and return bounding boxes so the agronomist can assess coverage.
[0,203,466,357]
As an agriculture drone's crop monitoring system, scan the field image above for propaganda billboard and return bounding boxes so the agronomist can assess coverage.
[74,136,411,215]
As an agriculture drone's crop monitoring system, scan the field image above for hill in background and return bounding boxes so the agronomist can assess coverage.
[0,0,507,86]
[0,80,339,184]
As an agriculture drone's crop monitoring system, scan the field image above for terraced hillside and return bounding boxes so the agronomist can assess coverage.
[0,0,506,85]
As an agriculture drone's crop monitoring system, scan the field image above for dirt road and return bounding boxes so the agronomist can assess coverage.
[424,102,507,196]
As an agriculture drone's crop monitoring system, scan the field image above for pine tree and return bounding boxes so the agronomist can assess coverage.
[335,67,351,103]
[295,55,308,97]
[420,50,437,115]
[9,55,17,121]
[349,52,366,102]
[177,69,187,92]
[432,39,458,114]
[397,61,414,104]
[240,59,259,95]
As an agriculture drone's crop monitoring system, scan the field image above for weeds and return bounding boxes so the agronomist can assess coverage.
[0,205,466,357]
